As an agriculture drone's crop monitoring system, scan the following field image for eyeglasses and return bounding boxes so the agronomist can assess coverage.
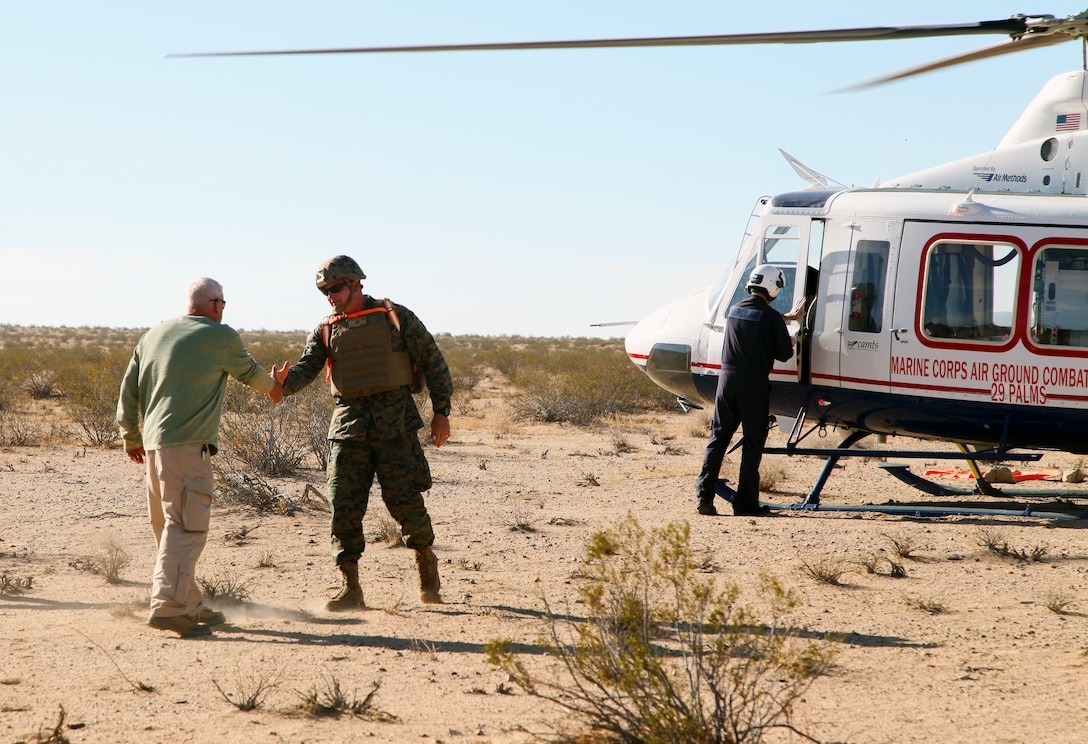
[321,281,348,296]
[209,298,227,307]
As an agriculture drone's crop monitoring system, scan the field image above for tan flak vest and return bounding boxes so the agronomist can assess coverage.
[322,299,422,398]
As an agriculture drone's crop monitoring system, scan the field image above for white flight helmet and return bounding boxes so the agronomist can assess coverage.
[746,264,785,299]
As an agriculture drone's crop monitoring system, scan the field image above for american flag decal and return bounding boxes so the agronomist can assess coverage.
[1056,113,1082,131]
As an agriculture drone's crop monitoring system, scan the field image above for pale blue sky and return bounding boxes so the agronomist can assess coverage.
[0,2,1078,336]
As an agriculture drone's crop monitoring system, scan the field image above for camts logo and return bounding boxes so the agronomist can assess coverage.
[847,340,879,351]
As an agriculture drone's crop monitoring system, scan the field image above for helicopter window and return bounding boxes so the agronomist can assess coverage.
[717,224,802,320]
[922,241,1018,342]
[722,264,798,318]
[847,240,888,333]
[762,225,800,265]
[1031,246,1088,347]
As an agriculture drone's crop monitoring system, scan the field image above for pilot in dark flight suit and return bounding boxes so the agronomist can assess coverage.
[695,264,802,516]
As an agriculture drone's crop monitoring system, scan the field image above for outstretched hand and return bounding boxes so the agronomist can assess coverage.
[783,297,807,322]
[267,362,289,404]
[268,379,285,404]
[272,361,290,386]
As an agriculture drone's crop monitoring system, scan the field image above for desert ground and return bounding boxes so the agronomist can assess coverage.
[3,375,1088,744]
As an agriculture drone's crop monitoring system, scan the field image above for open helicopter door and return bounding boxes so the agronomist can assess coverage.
[705,214,818,379]
[810,217,896,393]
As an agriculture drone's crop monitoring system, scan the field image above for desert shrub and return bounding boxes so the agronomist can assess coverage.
[56,347,130,447]
[1,573,34,594]
[90,540,131,584]
[237,331,304,370]
[1043,589,1076,614]
[23,368,61,400]
[512,343,674,424]
[452,365,483,392]
[212,448,304,514]
[486,514,835,743]
[297,675,394,720]
[227,335,333,471]
[219,402,309,477]
[198,572,253,604]
[0,407,42,446]
[882,532,920,559]
[904,596,947,615]
[294,384,333,470]
[213,667,280,711]
[800,557,849,586]
[475,340,542,382]
[976,527,1049,562]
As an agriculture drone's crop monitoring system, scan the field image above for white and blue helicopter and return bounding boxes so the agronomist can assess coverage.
[176,11,1088,517]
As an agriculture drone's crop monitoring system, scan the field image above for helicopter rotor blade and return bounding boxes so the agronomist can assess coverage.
[167,18,1032,58]
[841,32,1075,90]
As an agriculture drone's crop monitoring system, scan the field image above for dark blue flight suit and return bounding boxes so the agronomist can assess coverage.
[696,292,794,514]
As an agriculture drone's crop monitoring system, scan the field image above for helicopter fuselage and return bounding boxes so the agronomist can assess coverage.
[626,185,1088,454]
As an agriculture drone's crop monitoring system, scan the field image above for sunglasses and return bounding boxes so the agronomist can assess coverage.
[321,281,348,296]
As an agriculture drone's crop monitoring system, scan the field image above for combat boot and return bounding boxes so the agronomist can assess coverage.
[416,546,442,604]
[326,560,364,611]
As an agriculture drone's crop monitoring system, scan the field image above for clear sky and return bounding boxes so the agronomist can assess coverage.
[1,2,1079,337]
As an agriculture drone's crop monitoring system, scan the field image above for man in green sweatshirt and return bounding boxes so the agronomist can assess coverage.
[117,277,284,637]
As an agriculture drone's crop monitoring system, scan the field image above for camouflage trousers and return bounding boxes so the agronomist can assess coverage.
[327,434,435,564]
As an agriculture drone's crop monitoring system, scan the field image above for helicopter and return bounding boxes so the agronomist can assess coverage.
[173,10,1088,517]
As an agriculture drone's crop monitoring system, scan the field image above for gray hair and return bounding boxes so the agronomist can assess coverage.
[186,277,223,313]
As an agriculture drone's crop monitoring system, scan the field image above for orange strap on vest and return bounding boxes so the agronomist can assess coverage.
[322,298,401,381]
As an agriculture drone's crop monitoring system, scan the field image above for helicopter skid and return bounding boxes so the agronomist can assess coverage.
[711,450,1088,520]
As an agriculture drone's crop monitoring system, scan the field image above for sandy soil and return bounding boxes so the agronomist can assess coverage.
[3,390,1088,744]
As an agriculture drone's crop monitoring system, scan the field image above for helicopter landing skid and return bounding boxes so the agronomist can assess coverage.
[712,472,1086,520]
[711,418,1088,519]
[876,463,972,497]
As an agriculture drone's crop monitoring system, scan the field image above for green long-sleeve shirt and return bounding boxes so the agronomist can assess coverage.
[116,316,273,451]
[282,297,453,441]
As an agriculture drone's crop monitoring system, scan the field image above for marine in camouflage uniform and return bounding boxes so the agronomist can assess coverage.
[276,256,453,608]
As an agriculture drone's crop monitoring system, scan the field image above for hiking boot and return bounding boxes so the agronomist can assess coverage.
[696,500,718,516]
[416,546,442,604]
[148,614,213,638]
[195,607,227,626]
[326,560,364,611]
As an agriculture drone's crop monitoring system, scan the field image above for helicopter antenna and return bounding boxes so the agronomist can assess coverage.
[871,139,908,187]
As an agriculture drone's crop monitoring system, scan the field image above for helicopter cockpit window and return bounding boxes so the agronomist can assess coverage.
[719,224,800,319]
[922,241,1018,342]
[1031,246,1088,347]
[762,224,800,265]
[847,240,889,333]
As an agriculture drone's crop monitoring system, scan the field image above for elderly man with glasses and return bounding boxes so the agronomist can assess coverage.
[117,277,284,637]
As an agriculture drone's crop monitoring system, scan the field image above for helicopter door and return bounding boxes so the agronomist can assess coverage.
[811,225,893,392]
[838,236,892,392]
[706,217,816,377]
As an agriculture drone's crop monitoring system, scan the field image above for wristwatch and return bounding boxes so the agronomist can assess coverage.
[435,405,451,417]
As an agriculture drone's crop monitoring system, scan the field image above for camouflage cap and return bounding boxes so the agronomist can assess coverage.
[315,255,366,289]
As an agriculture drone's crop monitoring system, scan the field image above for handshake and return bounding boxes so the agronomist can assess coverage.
[266,361,291,404]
